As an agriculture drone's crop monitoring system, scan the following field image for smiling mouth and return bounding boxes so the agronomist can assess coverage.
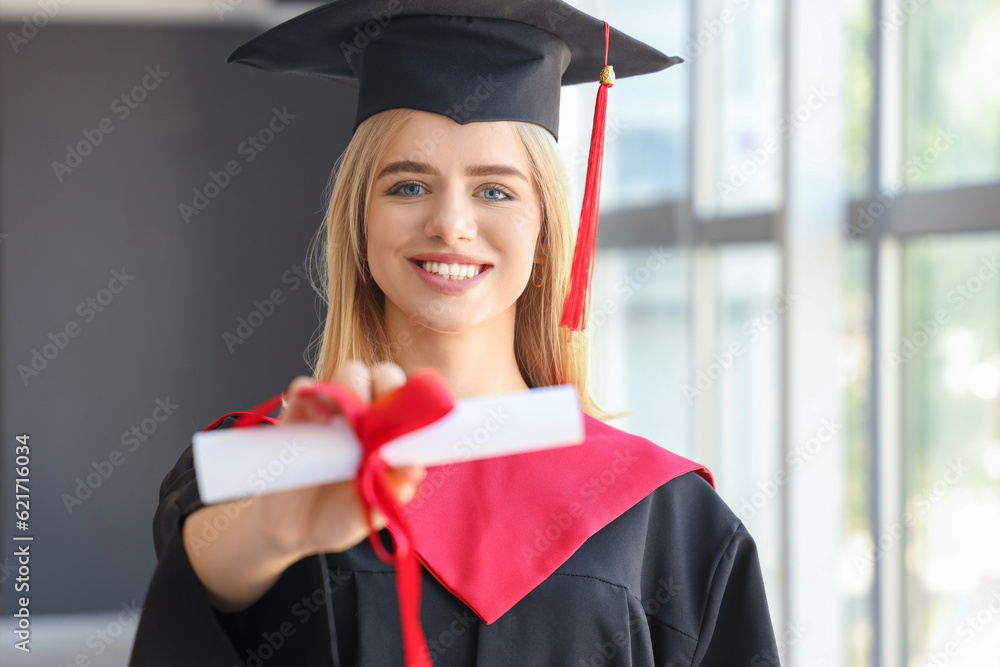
[412,259,490,280]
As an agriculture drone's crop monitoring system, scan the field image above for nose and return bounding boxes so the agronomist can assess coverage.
[423,184,477,245]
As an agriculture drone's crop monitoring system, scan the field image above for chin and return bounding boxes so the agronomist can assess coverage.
[403,305,487,333]
[383,289,505,333]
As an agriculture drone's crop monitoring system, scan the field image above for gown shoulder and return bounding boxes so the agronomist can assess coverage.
[535,468,779,667]
[129,416,778,667]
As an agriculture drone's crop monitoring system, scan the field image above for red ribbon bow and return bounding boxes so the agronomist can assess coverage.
[225,367,456,666]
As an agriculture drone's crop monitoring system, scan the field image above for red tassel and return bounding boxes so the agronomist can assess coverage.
[560,21,614,332]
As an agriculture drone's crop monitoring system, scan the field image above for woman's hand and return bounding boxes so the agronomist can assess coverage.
[184,359,425,613]
[253,360,427,559]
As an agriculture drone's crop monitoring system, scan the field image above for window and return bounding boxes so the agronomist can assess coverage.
[588,246,693,457]
[904,0,1000,190]
[901,233,1000,666]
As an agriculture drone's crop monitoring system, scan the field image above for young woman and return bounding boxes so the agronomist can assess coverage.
[129,2,779,666]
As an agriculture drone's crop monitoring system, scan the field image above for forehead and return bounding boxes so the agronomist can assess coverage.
[378,110,530,169]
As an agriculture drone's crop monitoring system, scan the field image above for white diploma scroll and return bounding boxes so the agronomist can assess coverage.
[193,384,585,505]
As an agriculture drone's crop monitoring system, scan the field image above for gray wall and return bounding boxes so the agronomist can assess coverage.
[1,20,354,613]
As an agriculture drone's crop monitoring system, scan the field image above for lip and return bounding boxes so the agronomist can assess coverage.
[408,258,492,295]
[409,252,492,266]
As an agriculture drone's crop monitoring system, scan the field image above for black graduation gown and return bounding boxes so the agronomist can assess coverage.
[128,416,779,667]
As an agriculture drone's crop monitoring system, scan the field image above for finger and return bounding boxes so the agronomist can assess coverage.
[333,359,372,405]
[371,362,407,400]
[277,376,310,420]
[288,361,370,424]
[280,376,336,423]
[287,375,314,394]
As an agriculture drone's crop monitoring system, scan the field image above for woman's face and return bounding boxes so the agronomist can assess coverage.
[367,111,543,334]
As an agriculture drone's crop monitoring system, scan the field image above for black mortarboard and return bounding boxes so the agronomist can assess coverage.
[228,0,682,333]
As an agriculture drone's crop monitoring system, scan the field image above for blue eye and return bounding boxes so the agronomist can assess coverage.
[391,181,427,196]
[481,185,514,201]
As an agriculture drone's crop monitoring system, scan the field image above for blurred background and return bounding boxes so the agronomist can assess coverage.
[0,0,997,665]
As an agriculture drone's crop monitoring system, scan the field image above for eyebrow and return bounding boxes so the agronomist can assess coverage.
[375,160,529,183]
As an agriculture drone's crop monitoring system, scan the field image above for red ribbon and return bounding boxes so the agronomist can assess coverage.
[221,367,456,667]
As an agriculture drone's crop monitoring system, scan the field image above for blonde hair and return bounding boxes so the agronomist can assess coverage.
[305,108,617,421]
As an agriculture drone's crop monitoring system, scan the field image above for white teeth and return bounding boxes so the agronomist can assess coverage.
[418,260,483,280]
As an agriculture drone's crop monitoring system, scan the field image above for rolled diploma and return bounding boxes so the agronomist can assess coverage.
[193,384,584,505]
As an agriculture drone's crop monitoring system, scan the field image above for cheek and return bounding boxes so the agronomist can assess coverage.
[503,211,541,260]
[365,208,404,268]
[489,224,539,287]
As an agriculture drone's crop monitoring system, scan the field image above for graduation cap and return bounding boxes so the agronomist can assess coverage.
[228,0,682,332]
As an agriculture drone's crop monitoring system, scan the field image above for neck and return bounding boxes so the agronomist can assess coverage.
[384,304,530,399]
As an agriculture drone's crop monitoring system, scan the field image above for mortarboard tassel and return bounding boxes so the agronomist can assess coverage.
[560,20,615,332]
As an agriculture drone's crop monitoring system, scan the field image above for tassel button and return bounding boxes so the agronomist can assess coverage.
[599,65,616,86]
